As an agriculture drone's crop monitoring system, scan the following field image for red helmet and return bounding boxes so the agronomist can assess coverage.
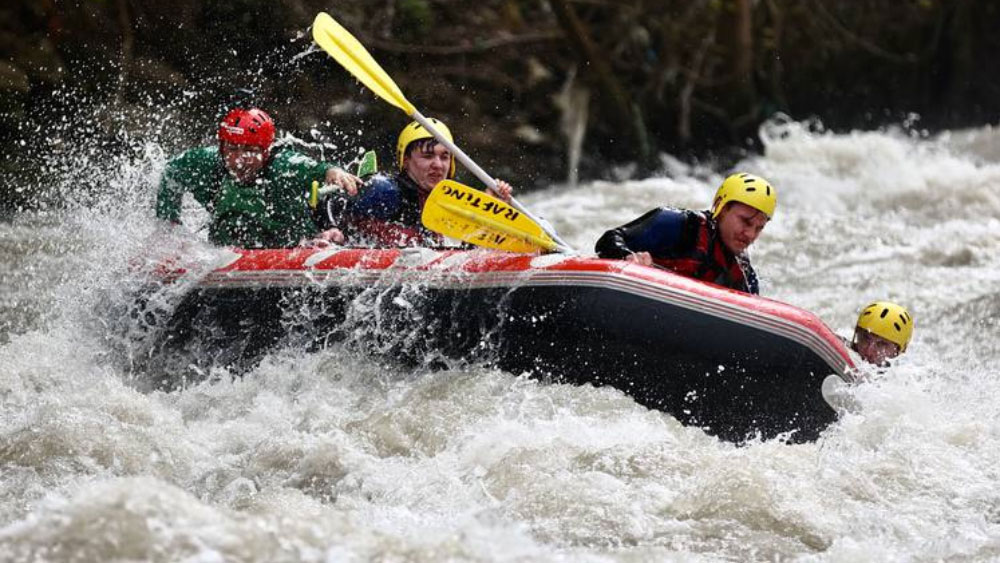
[218,108,275,149]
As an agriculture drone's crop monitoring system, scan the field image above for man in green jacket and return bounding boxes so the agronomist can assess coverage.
[155,107,360,248]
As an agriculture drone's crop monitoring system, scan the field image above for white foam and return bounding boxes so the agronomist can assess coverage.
[3,120,1000,560]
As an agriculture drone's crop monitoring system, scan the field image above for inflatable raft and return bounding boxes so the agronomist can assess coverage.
[132,246,854,443]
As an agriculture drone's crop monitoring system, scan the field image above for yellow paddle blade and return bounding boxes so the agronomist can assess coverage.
[422,180,559,253]
[312,12,416,115]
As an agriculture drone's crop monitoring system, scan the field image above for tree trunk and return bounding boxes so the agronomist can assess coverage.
[549,0,652,167]
[115,0,134,105]
[717,0,758,133]
[945,0,973,118]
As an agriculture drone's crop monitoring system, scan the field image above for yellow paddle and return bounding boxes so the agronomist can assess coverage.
[423,180,559,253]
[312,13,415,115]
[311,12,573,253]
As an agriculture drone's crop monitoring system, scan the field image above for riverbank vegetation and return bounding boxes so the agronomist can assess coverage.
[2,0,997,211]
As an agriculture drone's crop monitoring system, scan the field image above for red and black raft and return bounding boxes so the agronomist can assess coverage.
[134,247,854,443]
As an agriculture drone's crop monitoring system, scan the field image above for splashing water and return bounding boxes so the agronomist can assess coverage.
[2,113,1000,561]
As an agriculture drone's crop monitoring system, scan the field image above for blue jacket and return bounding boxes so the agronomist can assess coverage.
[320,172,440,246]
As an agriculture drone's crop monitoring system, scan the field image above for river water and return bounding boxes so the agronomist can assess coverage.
[2,119,1000,561]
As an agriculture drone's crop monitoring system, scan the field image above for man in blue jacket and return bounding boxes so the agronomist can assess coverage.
[320,118,513,247]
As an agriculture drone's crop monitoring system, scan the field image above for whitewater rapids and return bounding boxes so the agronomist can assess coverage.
[2,119,1000,561]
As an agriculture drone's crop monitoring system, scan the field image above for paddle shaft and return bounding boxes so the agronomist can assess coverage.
[410,112,574,252]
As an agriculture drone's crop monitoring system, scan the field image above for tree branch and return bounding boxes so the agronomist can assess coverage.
[549,0,652,165]
[367,30,564,55]
[809,0,919,64]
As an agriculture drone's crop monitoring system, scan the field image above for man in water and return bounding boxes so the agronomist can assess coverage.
[320,118,513,246]
[824,300,914,408]
[156,107,360,248]
[850,300,914,366]
[594,173,776,294]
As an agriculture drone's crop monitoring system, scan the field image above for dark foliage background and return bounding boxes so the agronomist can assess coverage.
[2,0,998,211]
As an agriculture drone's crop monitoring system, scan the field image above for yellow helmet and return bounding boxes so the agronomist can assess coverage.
[396,118,456,179]
[856,301,914,352]
[711,173,777,219]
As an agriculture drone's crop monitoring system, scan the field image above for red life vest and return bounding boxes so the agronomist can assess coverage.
[652,211,750,292]
[350,218,442,247]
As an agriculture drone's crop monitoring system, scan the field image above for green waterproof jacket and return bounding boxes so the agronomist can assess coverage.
[156,146,335,248]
